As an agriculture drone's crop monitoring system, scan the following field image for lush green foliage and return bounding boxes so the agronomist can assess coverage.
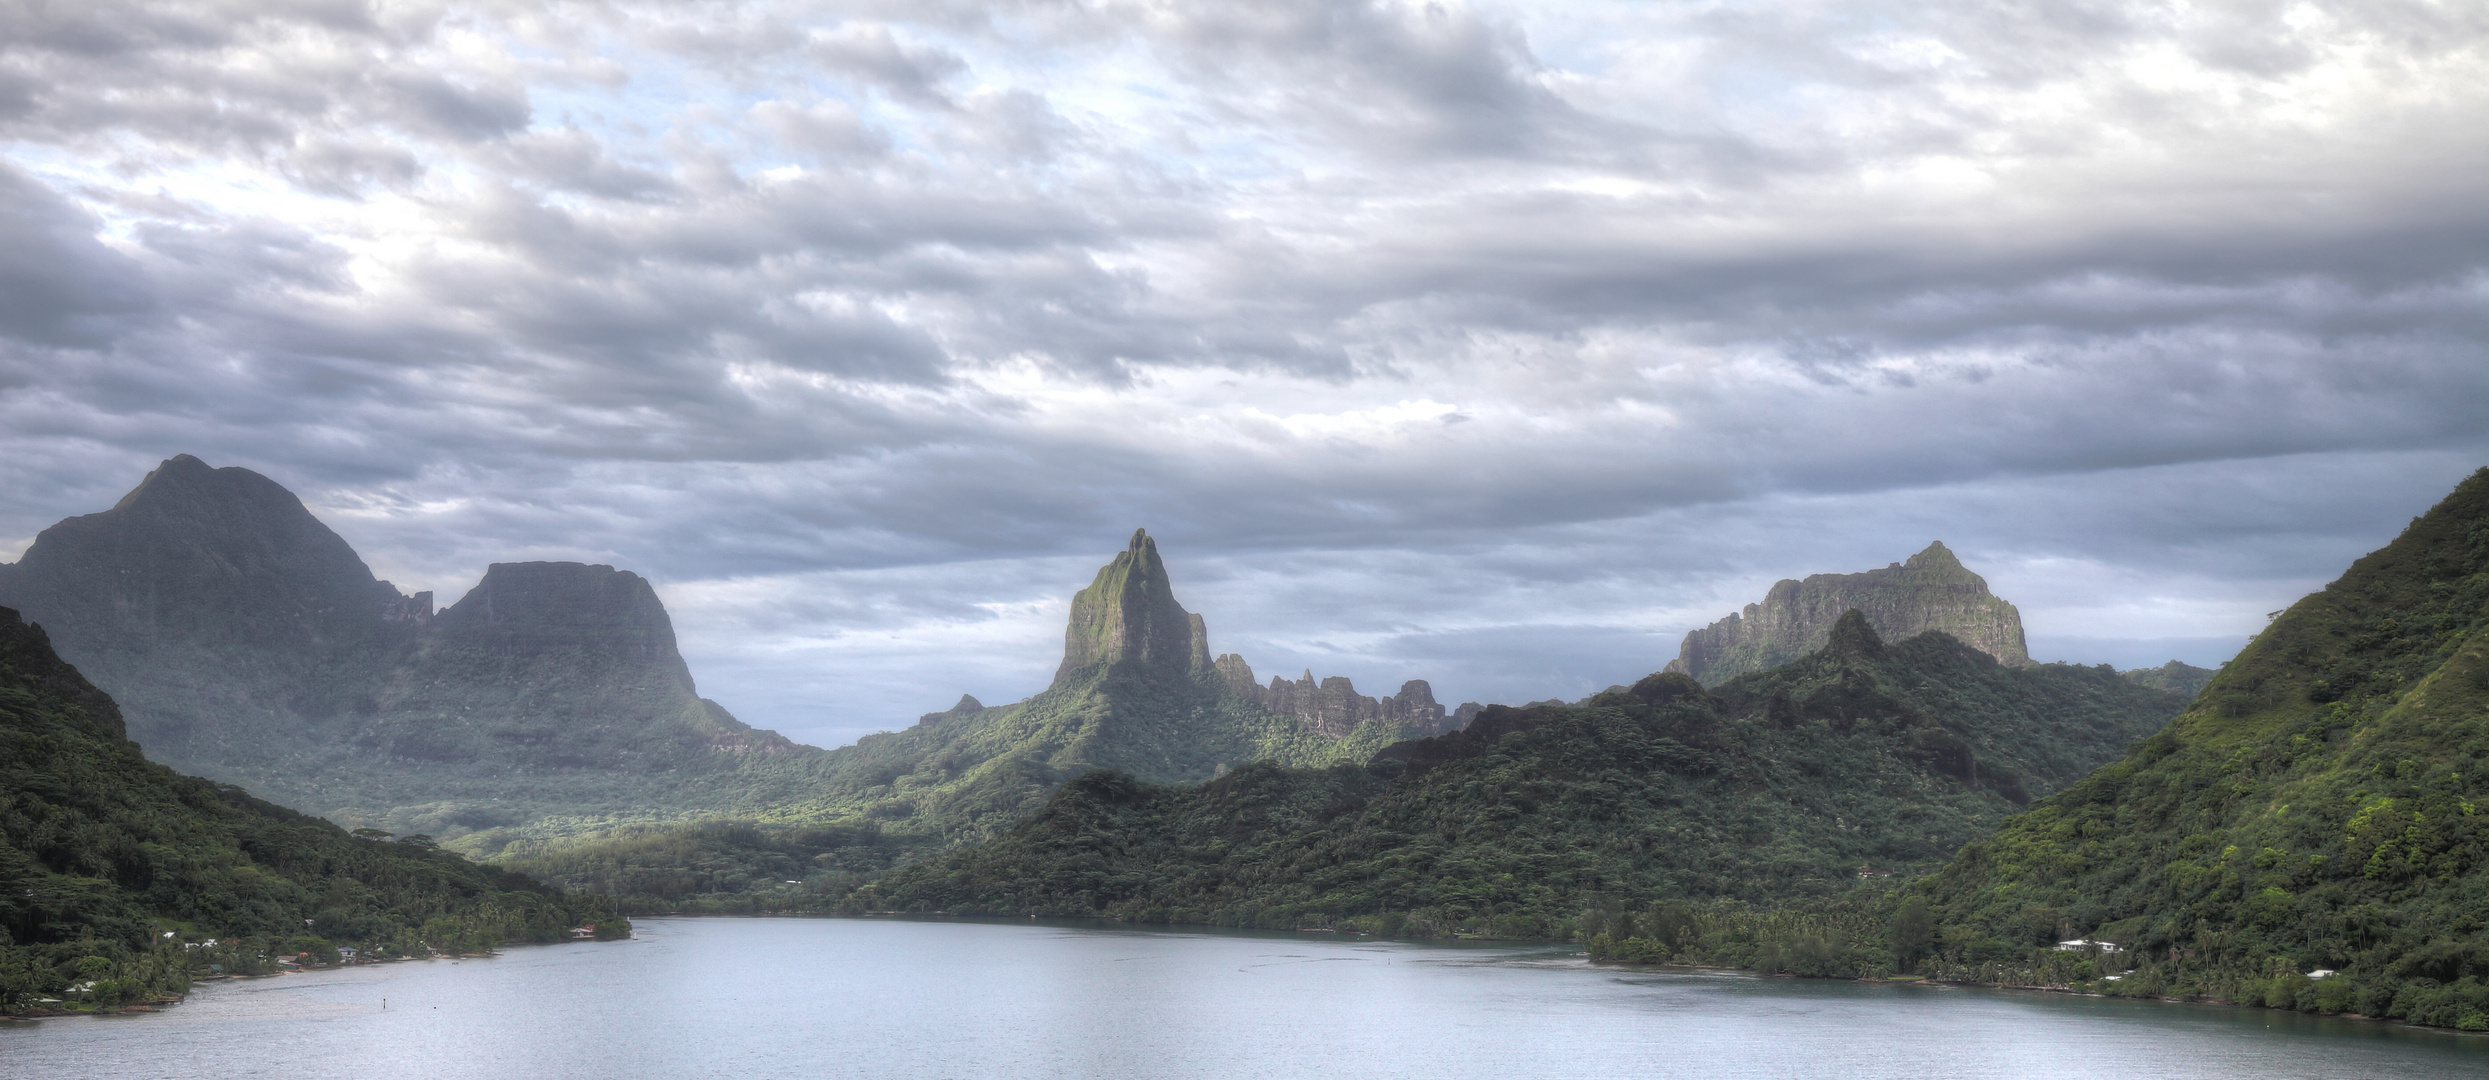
[1580,892,1913,977]
[2119,660,2220,700]
[849,622,2184,935]
[495,820,902,914]
[0,608,623,1014]
[486,664,1427,909]
[1916,467,2489,1031]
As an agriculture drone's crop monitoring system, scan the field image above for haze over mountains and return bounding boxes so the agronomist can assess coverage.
[0,456,1453,846]
[0,455,801,837]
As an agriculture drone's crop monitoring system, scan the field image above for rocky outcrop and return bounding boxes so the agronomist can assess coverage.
[1038,529,1448,741]
[918,694,983,726]
[435,562,686,665]
[1212,654,1450,738]
[1666,542,2031,685]
[1054,529,1213,684]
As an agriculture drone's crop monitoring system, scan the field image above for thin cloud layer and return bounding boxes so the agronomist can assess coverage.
[1,1,2483,747]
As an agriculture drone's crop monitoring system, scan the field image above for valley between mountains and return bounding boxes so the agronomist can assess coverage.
[13,454,2489,1032]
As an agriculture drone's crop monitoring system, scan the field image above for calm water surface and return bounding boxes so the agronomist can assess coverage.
[3,916,2482,1079]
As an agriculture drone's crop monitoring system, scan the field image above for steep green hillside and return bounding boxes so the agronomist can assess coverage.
[849,614,2184,933]
[1915,467,2489,1030]
[1667,541,2031,684]
[0,607,621,1014]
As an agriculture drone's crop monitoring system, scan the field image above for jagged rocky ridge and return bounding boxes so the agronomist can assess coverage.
[1215,657,1446,738]
[1046,529,1450,739]
[729,530,1457,843]
[503,531,1462,898]
[1666,541,2032,685]
[0,461,1446,858]
[850,611,2190,928]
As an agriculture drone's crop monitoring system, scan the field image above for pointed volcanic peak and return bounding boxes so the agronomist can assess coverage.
[1053,528,1213,687]
[855,594,2189,925]
[1914,467,2489,1029]
[1665,541,2031,685]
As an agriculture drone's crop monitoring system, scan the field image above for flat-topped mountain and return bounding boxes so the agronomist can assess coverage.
[1666,542,2031,684]
[850,611,2189,928]
[0,458,1451,872]
[0,455,798,836]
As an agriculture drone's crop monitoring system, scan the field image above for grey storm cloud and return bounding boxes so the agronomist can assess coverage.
[0,0,2484,746]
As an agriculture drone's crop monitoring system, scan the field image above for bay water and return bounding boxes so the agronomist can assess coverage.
[3,916,2481,1079]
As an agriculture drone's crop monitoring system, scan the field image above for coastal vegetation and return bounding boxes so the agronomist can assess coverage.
[0,607,622,1015]
[1904,467,2489,1031]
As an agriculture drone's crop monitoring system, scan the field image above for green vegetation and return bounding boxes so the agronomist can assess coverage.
[0,461,1439,892]
[465,531,1437,908]
[488,641,1434,911]
[849,617,2185,935]
[2120,660,2220,700]
[1912,467,2489,1031]
[494,820,897,914]
[0,607,623,1015]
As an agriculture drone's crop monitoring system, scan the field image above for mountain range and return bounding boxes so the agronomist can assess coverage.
[0,604,618,1013]
[0,457,1451,849]
[851,611,2190,929]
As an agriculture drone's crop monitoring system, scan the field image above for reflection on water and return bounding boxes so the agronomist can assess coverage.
[3,917,2482,1080]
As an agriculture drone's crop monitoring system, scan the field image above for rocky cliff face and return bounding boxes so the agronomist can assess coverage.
[1665,542,2032,685]
[1213,654,1449,738]
[1054,529,1214,684]
[0,455,799,831]
[1040,529,1445,741]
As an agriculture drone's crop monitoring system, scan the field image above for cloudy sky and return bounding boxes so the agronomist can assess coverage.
[3,0,2485,749]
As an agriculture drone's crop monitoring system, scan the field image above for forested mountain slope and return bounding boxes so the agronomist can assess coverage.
[1913,467,2489,1030]
[495,531,1452,894]
[851,614,2185,933]
[0,607,619,1013]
